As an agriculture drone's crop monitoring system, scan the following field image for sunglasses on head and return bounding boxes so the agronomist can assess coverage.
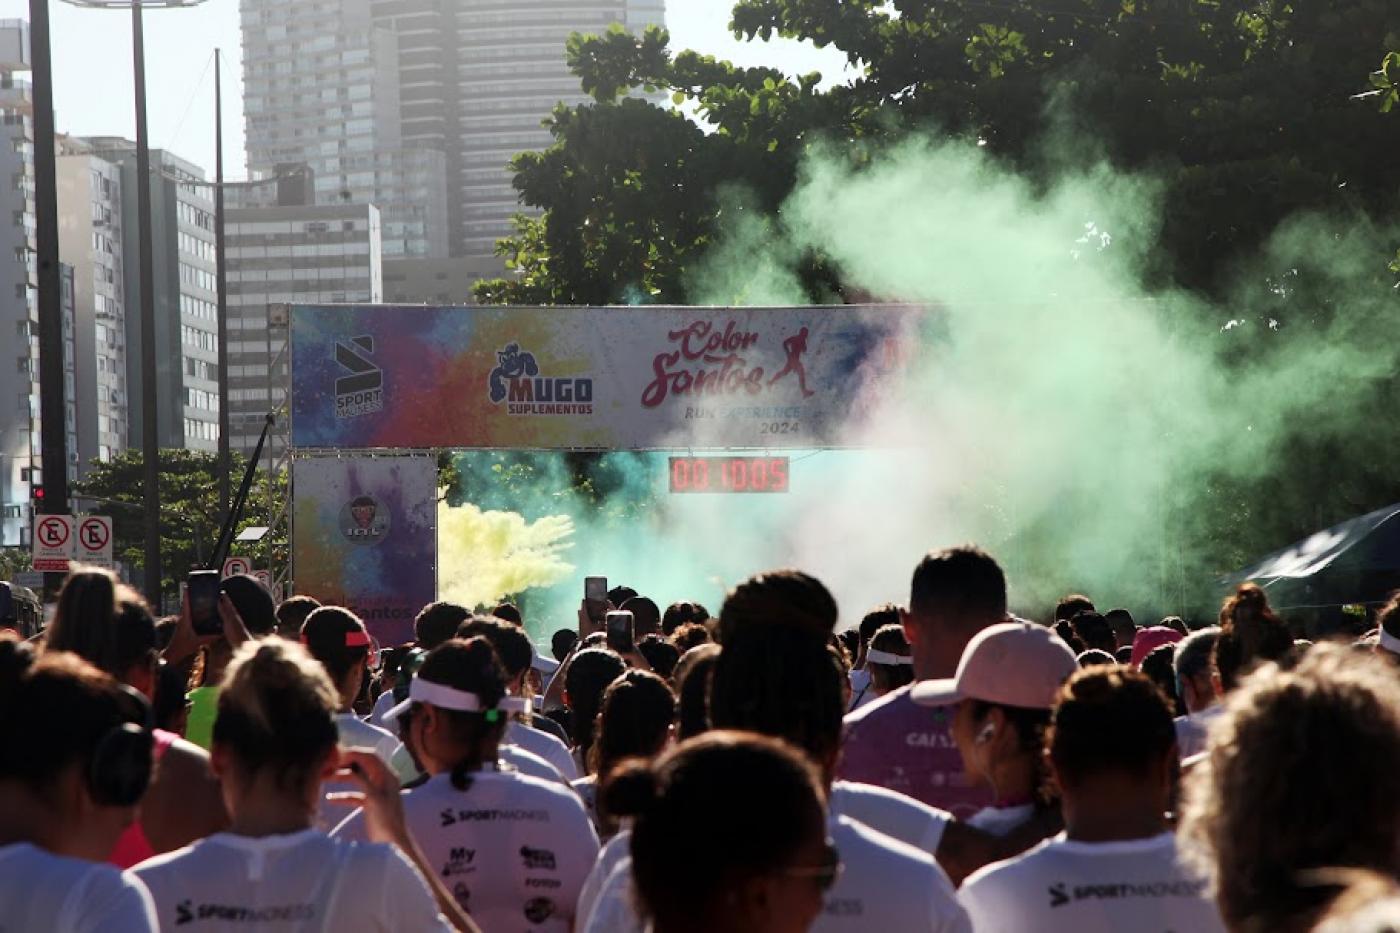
[781,842,842,892]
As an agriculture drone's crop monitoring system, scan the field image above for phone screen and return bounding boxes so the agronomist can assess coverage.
[606,610,635,654]
[585,576,608,602]
[188,571,222,636]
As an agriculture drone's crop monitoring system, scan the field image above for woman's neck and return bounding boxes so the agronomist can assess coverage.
[227,779,316,838]
[985,752,1037,807]
[424,742,503,778]
[0,785,64,854]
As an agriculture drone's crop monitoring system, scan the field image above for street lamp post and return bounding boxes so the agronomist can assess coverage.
[30,1,70,599]
[61,0,206,609]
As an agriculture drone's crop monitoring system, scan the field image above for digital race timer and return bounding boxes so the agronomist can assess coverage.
[669,457,791,494]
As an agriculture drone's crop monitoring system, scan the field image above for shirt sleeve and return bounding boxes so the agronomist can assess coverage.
[956,874,1003,933]
[580,859,646,933]
[67,868,159,933]
[577,834,627,928]
[377,845,453,933]
[928,862,972,933]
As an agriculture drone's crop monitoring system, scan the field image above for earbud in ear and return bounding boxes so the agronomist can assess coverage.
[976,723,996,745]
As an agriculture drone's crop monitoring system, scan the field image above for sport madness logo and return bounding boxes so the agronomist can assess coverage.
[488,343,593,416]
[334,335,383,419]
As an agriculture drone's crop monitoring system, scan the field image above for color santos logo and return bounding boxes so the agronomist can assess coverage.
[339,494,390,545]
[488,343,593,416]
[335,335,383,419]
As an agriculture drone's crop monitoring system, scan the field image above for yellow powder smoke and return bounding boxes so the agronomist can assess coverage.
[438,503,576,609]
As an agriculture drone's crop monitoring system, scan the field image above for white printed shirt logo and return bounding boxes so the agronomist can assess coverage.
[1047,878,1209,908]
[520,846,557,871]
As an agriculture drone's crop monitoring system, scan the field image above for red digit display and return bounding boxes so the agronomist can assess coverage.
[668,458,791,494]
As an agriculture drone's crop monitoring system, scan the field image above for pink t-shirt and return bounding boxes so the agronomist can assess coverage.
[837,685,992,819]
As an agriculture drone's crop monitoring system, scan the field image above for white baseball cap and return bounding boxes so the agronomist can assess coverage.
[911,621,1078,710]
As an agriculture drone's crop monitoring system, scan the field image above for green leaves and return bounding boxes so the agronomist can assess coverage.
[479,0,1400,305]
[73,449,287,602]
[1363,51,1400,113]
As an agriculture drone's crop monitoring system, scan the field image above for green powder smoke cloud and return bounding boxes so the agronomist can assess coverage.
[678,135,1399,619]
[441,133,1399,637]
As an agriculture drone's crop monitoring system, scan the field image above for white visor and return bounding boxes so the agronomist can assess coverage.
[866,649,913,666]
[382,678,531,723]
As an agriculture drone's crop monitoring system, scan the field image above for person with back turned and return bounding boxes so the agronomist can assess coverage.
[839,547,1005,816]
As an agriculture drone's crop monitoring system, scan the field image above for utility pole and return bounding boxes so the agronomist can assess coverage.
[131,0,162,607]
[29,0,70,596]
[215,47,230,527]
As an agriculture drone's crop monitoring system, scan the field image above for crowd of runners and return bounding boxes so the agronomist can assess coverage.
[3,544,1400,932]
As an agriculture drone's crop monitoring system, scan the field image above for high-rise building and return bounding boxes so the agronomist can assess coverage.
[0,21,82,549]
[225,171,383,458]
[371,0,665,261]
[239,0,448,259]
[56,137,128,477]
[0,19,38,548]
[80,139,221,454]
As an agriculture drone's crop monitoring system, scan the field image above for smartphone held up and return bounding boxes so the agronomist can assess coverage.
[606,610,635,655]
[187,570,223,636]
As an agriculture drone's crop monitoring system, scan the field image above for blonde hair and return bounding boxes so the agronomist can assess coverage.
[214,639,339,790]
[1181,644,1400,932]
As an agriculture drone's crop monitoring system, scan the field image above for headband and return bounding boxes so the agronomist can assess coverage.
[301,629,373,649]
[1379,628,1400,656]
[382,677,531,723]
[866,649,913,666]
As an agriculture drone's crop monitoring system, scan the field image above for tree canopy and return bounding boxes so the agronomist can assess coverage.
[475,0,1400,305]
[74,449,287,604]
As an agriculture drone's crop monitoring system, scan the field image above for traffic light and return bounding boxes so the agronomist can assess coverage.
[31,485,44,503]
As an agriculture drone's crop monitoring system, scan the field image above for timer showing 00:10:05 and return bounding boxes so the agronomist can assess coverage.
[669,457,791,494]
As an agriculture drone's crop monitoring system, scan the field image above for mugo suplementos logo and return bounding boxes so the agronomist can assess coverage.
[335,335,383,419]
[488,343,593,416]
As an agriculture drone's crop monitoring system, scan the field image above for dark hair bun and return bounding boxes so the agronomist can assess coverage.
[601,758,660,818]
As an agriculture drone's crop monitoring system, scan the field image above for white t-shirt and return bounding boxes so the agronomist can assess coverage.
[572,775,600,832]
[579,815,970,933]
[966,803,1037,838]
[506,721,579,782]
[387,739,568,788]
[1174,705,1226,760]
[367,690,396,730]
[133,829,450,932]
[334,769,599,933]
[313,714,412,831]
[0,842,157,932]
[829,780,951,858]
[958,832,1227,933]
[849,669,873,711]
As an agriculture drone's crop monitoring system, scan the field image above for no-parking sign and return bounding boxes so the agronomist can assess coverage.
[76,516,113,568]
[223,556,252,578]
[32,515,74,572]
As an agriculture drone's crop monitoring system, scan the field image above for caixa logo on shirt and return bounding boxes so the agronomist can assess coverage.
[334,335,384,419]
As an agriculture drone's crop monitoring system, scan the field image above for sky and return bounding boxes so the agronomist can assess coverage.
[2,0,852,180]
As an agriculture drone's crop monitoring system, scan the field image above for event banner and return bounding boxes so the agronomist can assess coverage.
[292,456,436,645]
[289,305,918,450]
